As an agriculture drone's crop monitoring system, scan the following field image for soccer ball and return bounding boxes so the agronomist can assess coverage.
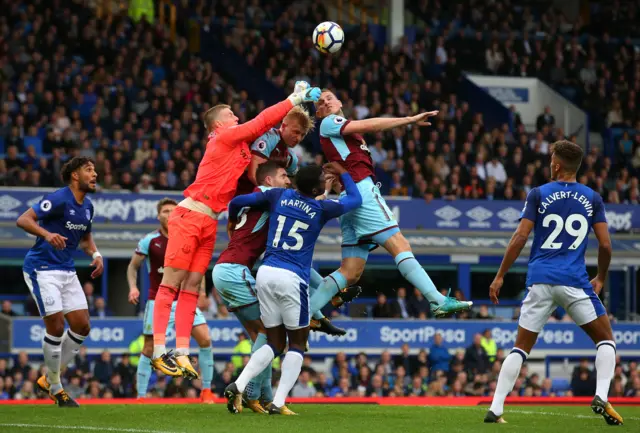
[312,21,344,54]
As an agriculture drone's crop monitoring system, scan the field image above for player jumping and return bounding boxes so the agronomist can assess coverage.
[484,141,623,425]
[151,86,322,378]
[213,161,358,413]
[17,156,103,407]
[224,162,362,415]
[238,101,360,334]
[126,198,214,403]
[312,87,472,318]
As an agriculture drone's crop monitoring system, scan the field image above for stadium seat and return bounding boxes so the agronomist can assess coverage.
[551,378,570,393]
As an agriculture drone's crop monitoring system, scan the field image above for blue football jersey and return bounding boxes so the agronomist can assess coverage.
[23,187,94,272]
[521,181,607,289]
[228,173,362,283]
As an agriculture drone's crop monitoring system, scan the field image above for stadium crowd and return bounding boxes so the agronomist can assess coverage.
[1,0,639,205]
[1,339,639,400]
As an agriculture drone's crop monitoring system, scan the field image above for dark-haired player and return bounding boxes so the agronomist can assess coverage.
[126,198,214,403]
[224,162,362,415]
[485,140,623,426]
[17,156,103,407]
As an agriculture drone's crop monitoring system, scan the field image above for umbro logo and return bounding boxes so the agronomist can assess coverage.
[435,205,461,228]
[466,206,492,228]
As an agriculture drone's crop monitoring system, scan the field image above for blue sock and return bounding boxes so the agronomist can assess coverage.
[261,363,273,402]
[395,252,445,304]
[310,270,347,314]
[198,346,214,390]
[309,269,325,320]
[137,354,152,398]
[246,333,268,400]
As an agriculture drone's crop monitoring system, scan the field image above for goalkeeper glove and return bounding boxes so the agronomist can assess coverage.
[288,87,321,106]
[294,80,310,94]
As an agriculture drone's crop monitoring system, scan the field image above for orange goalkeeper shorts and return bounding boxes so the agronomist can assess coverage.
[164,206,218,275]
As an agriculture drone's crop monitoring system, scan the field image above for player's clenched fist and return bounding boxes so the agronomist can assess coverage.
[288,87,321,105]
[294,81,310,93]
[45,232,67,250]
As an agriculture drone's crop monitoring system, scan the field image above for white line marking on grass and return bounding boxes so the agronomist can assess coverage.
[0,424,182,433]
[436,406,640,421]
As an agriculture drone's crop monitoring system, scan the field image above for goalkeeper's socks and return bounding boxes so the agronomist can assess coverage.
[136,354,152,398]
[595,340,616,401]
[199,346,214,390]
[394,252,446,305]
[489,348,527,416]
[272,349,303,408]
[153,284,178,358]
[246,333,268,400]
[310,271,347,314]
[235,344,275,393]
[175,290,198,354]
[309,269,326,320]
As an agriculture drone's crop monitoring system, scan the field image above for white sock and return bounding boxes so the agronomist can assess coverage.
[153,345,166,359]
[489,348,527,416]
[60,329,87,367]
[273,350,304,408]
[235,345,275,393]
[595,340,616,402]
[43,333,63,393]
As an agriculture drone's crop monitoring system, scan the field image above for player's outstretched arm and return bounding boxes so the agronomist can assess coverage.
[341,111,439,135]
[224,88,321,145]
[227,190,276,222]
[127,253,145,304]
[591,222,612,295]
[79,233,103,279]
[490,219,534,304]
[16,208,67,250]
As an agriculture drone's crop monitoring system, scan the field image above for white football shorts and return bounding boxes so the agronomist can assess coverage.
[23,269,88,317]
[256,265,310,330]
[519,283,606,333]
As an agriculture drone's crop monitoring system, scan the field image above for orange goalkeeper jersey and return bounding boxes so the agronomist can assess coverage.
[184,99,294,213]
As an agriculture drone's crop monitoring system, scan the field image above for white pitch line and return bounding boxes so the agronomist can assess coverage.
[0,424,182,433]
[437,406,640,421]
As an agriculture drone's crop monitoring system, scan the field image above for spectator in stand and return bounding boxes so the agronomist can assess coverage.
[429,333,451,374]
[1,300,16,316]
[571,359,596,397]
[372,293,394,318]
[391,287,410,319]
[409,287,430,318]
[93,351,115,385]
[464,334,491,376]
[92,297,112,318]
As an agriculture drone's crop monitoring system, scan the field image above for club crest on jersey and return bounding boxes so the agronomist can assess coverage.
[40,200,52,212]
[333,116,346,124]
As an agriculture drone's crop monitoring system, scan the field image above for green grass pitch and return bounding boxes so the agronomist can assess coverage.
[0,404,638,433]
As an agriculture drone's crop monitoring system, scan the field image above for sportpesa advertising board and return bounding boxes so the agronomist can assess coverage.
[10,318,640,356]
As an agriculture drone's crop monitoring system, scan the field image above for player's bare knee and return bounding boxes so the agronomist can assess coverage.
[44,313,65,337]
[72,321,91,337]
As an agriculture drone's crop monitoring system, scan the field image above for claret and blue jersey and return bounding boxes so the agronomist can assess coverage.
[23,186,94,273]
[228,172,362,283]
[521,181,607,290]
